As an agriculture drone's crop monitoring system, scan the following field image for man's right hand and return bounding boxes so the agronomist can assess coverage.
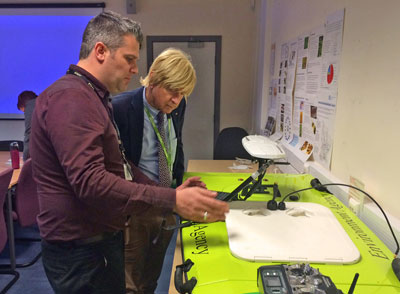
[174,187,229,223]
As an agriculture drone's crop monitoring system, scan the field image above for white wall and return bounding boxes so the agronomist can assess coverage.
[110,0,259,131]
[256,0,400,218]
[0,120,24,141]
[1,0,260,139]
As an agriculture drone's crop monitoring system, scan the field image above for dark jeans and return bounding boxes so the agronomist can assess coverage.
[41,231,125,294]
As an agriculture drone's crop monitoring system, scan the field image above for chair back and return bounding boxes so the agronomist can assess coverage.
[213,127,252,160]
[14,159,39,227]
[0,168,13,250]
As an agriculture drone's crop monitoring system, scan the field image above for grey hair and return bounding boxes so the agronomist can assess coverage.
[79,11,143,59]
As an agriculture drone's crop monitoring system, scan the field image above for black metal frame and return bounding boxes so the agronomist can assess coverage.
[146,35,222,146]
[0,268,19,294]
[0,3,105,8]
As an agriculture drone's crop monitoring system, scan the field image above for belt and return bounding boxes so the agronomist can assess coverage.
[44,231,120,247]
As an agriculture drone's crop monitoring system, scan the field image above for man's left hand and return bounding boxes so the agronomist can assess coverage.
[176,176,206,190]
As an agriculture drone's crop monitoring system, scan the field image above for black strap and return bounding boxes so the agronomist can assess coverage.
[174,259,197,294]
[66,69,133,179]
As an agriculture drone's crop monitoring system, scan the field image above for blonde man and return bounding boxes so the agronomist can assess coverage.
[113,48,198,294]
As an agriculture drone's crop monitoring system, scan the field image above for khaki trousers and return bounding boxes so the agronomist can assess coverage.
[124,208,176,294]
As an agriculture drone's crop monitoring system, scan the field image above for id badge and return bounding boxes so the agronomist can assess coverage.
[124,163,132,181]
[171,178,177,188]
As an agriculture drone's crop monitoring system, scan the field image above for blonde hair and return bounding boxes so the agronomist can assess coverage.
[140,48,196,97]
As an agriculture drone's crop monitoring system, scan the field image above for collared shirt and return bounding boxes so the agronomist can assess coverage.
[30,64,176,242]
[139,87,177,183]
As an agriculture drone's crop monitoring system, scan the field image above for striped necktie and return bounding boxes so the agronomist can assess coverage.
[157,112,171,187]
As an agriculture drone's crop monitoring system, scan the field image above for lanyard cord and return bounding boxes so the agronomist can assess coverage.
[144,106,172,172]
[66,69,134,179]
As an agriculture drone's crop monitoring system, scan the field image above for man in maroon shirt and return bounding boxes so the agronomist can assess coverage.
[30,11,228,294]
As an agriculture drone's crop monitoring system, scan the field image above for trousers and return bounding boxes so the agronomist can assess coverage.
[41,231,125,294]
[125,208,176,294]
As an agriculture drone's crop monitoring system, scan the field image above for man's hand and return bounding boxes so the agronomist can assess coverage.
[176,176,206,190]
[174,187,229,223]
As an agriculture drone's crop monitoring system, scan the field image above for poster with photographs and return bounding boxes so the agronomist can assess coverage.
[313,95,337,168]
[286,39,298,92]
[295,33,310,98]
[264,9,344,169]
[264,116,276,137]
[314,9,344,168]
[319,9,344,100]
[263,79,278,137]
[283,94,293,143]
[306,25,325,97]
[278,42,289,96]
[287,97,315,162]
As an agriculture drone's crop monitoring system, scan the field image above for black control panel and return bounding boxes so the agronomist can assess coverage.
[257,264,344,294]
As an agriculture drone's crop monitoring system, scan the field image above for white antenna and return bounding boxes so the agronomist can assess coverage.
[242,135,286,160]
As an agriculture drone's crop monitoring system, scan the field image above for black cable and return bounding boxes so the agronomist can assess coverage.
[320,183,399,256]
[348,273,359,294]
[280,186,316,203]
[279,180,399,256]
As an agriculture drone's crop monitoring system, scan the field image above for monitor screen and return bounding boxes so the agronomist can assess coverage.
[0,7,102,119]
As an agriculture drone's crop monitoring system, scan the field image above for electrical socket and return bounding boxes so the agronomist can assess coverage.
[126,0,136,14]
[304,162,349,203]
[348,197,361,216]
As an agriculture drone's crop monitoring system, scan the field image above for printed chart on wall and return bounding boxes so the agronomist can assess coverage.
[278,41,297,144]
[265,9,344,169]
[314,9,344,168]
[289,25,325,163]
[274,42,290,141]
[283,39,298,144]
[263,79,279,138]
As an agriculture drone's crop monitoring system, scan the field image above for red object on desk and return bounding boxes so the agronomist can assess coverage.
[10,142,20,169]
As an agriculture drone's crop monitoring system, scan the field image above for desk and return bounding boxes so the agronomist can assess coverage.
[187,160,258,173]
[0,151,23,270]
[169,160,276,294]
[0,151,21,187]
[172,171,400,293]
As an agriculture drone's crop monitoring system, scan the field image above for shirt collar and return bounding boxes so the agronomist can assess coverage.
[143,87,161,117]
[68,64,110,101]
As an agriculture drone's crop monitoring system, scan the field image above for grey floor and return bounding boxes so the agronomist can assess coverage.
[0,224,178,294]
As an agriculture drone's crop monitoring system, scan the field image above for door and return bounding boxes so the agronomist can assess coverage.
[147,36,221,169]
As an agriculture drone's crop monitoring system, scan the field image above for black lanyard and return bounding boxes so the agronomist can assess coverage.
[66,69,133,180]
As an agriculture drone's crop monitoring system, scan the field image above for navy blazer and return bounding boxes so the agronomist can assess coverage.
[112,87,186,185]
